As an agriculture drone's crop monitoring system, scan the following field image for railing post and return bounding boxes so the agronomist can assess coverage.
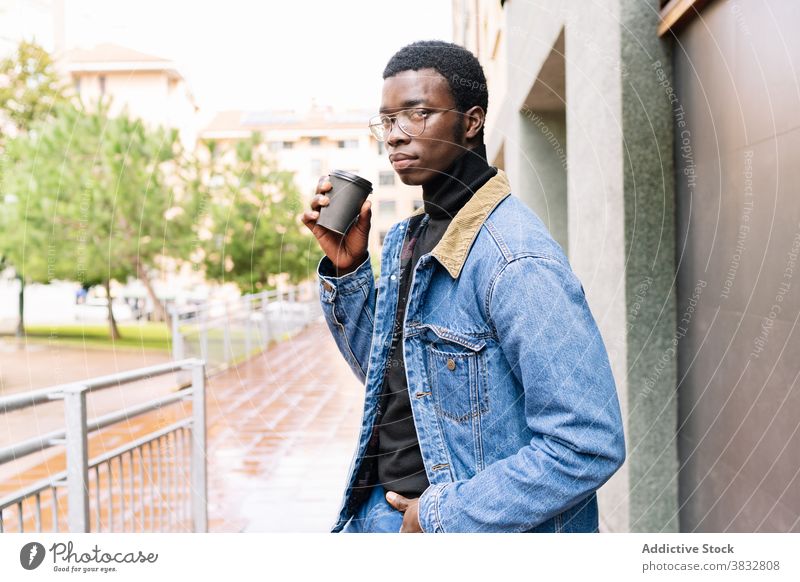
[170,306,183,361]
[223,305,232,366]
[189,361,208,533]
[199,307,209,368]
[244,298,252,358]
[261,293,270,349]
[64,386,90,532]
[286,287,296,334]
[171,307,192,386]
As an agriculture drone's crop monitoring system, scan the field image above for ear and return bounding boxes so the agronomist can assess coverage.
[463,105,485,140]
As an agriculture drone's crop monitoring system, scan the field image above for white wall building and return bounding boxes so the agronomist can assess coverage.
[63,43,199,149]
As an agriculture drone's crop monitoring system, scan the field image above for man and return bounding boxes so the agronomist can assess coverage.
[302,40,625,533]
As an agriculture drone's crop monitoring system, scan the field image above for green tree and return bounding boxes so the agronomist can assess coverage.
[200,134,320,294]
[0,39,69,334]
[0,40,67,138]
[0,100,192,339]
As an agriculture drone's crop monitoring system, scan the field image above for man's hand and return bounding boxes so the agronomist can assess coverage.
[385,491,423,533]
[301,175,372,276]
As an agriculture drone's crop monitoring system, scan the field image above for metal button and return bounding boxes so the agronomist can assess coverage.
[390,274,397,281]
[322,281,333,291]
[447,358,456,371]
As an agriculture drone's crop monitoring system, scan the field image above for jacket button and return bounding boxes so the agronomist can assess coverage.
[322,281,333,292]
[447,358,456,371]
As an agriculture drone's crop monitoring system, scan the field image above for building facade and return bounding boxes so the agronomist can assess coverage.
[63,43,199,149]
[455,0,799,532]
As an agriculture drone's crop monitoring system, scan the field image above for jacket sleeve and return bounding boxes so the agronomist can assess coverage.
[317,252,377,384]
[417,255,626,532]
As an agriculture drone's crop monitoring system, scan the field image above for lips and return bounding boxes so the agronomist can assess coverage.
[389,153,417,171]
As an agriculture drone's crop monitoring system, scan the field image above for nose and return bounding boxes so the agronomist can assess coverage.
[386,117,410,148]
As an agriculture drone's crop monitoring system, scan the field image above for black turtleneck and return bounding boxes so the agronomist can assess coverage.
[370,143,497,498]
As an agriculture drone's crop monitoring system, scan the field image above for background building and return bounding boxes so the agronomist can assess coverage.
[63,43,199,149]
[200,104,422,260]
[456,0,800,532]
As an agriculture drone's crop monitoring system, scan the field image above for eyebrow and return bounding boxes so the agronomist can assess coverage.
[379,99,427,113]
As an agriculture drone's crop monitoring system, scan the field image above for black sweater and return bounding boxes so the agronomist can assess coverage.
[372,144,497,498]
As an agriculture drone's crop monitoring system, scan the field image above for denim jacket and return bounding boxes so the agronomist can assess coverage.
[317,169,626,533]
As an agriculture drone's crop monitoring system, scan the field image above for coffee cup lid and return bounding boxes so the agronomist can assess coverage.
[329,169,373,192]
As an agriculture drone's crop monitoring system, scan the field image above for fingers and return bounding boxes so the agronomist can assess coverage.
[302,178,333,233]
[385,491,408,512]
[309,193,330,212]
[301,209,319,231]
[316,176,332,194]
[309,175,332,214]
[301,198,329,233]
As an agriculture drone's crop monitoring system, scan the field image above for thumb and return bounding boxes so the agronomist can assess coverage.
[354,199,371,229]
[385,491,409,511]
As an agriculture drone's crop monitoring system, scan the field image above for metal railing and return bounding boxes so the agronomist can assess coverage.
[0,359,207,533]
[170,283,322,375]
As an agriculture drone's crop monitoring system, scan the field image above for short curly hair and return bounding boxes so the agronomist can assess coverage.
[382,40,489,117]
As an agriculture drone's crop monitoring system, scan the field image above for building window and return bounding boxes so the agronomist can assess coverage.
[74,77,81,94]
[310,137,321,147]
[337,139,358,149]
[379,171,395,186]
[282,141,294,149]
[98,75,106,96]
[413,200,423,211]
[377,141,385,155]
[378,200,396,216]
[268,141,282,152]
[311,159,322,176]
[379,230,388,245]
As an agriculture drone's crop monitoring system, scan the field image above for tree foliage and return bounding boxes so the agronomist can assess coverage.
[0,100,193,338]
[198,134,321,293]
[0,40,322,340]
[0,40,67,138]
[0,39,69,334]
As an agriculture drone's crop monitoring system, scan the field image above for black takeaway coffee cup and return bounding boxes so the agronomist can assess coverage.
[316,169,373,235]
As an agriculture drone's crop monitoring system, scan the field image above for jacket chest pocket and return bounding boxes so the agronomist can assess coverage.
[421,325,489,423]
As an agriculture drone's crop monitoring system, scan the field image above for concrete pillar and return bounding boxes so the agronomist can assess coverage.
[566,0,679,532]
[494,0,679,532]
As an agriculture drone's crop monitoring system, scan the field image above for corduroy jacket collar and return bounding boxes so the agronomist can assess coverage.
[409,168,511,279]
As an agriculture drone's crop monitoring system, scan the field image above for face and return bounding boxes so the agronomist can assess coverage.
[380,68,480,186]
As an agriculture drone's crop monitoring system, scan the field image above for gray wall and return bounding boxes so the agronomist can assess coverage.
[518,110,568,253]
[673,0,800,532]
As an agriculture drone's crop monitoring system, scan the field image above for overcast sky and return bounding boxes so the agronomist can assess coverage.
[46,0,453,118]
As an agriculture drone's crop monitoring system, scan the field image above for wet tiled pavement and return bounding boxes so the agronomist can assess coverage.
[0,320,365,533]
[204,321,363,532]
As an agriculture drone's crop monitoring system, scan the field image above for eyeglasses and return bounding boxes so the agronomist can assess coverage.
[368,107,458,142]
